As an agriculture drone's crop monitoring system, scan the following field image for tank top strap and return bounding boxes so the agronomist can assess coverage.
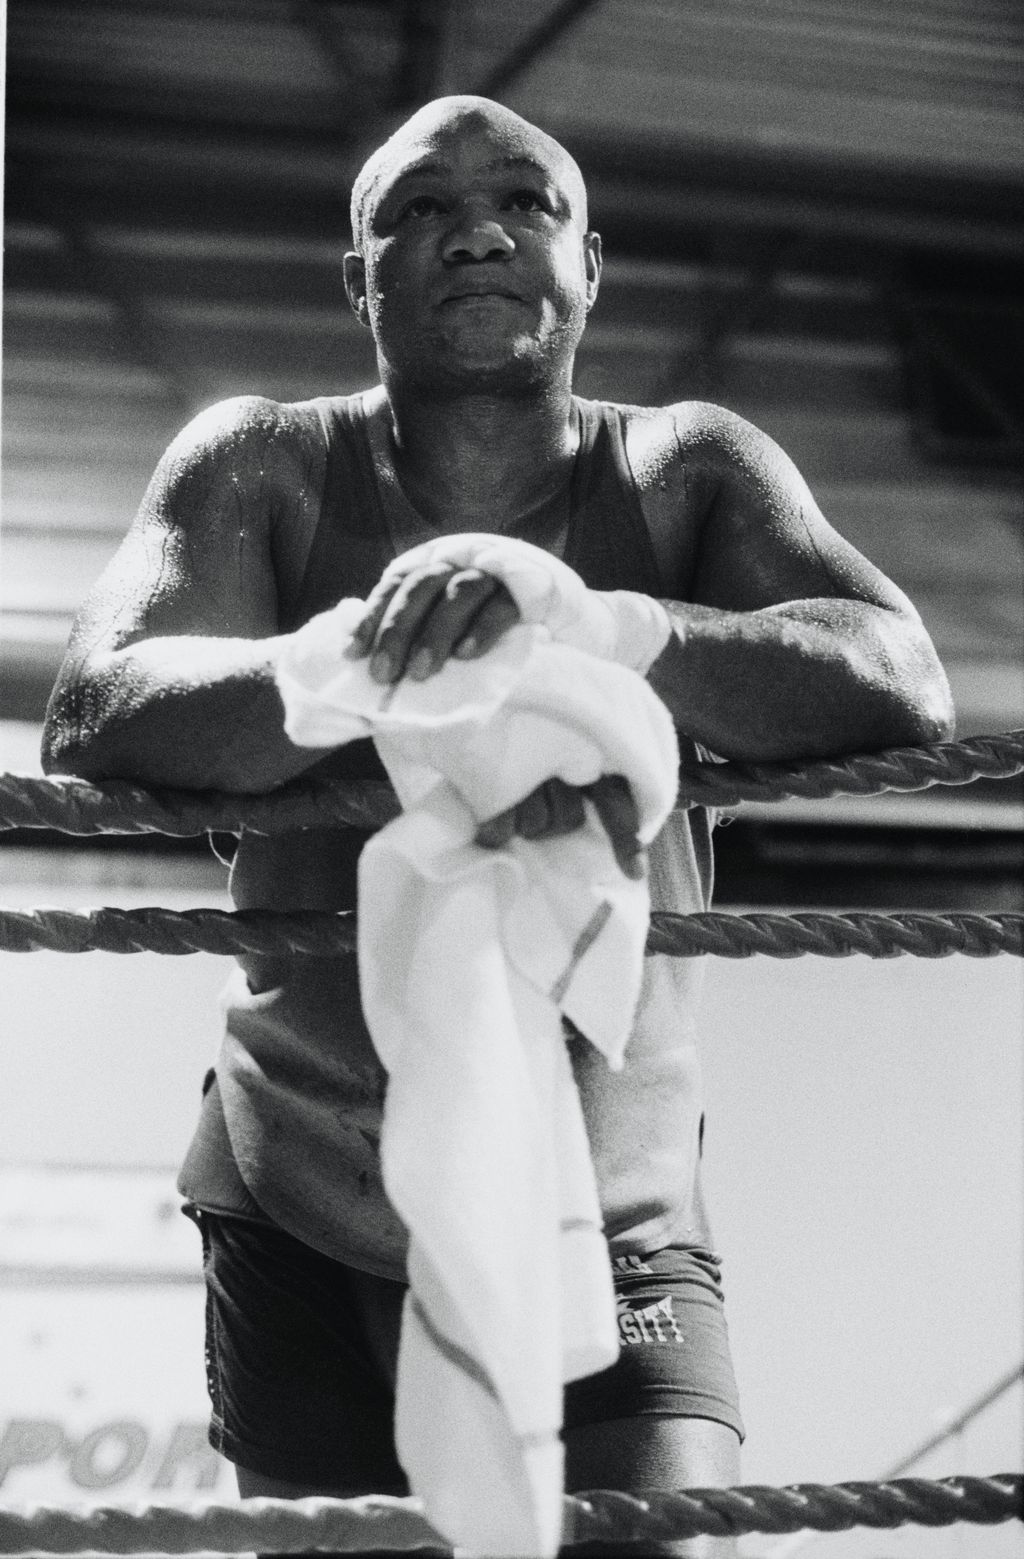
[564,399,665,596]
[566,399,713,813]
[280,394,397,630]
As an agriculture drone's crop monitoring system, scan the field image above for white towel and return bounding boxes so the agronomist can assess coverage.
[276,601,680,1557]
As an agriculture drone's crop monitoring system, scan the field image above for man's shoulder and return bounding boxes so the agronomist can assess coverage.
[167,393,328,468]
[149,395,335,531]
[589,398,766,503]
[611,397,767,457]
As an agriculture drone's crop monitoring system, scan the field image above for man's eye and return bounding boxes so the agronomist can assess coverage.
[506,190,547,212]
[401,195,445,219]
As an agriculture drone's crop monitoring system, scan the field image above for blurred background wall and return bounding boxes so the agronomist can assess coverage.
[2,4,1022,1554]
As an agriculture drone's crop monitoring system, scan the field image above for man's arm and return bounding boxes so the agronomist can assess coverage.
[323,402,954,859]
[642,404,954,760]
[42,396,330,792]
[341,404,953,764]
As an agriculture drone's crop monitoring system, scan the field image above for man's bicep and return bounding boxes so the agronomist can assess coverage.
[685,410,918,620]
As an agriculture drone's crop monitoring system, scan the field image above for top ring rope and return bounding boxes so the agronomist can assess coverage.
[0,771,401,838]
[0,1475,1019,1554]
[1,729,1021,838]
[675,728,1024,807]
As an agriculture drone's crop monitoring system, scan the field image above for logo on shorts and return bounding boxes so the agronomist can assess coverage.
[616,1294,684,1345]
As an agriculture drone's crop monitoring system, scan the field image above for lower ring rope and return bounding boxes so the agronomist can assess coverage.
[1,906,1021,957]
[0,1476,1018,1554]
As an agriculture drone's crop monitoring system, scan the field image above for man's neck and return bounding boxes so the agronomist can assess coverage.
[380,379,579,533]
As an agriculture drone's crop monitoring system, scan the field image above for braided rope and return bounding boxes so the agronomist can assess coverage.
[0,771,400,837]
[2,906,1021,958]
[0,906,355,957]
[0,1493,440,1556]
[646,910,1024,959]
[564,1475,1024,1546]
[675,728,1024,807]
[1,729,1021,839]
[0,1475,1018,1554]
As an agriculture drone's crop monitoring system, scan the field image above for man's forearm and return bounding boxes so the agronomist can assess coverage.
[42,635,326,791]
[647,598,955,761]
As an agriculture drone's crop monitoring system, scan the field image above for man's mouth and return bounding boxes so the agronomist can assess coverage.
[441,288,524,304]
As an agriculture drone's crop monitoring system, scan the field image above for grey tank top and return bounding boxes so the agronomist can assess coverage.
[178,394,715,1278]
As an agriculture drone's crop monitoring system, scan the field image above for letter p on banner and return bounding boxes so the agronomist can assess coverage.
[0,1420,66,1488]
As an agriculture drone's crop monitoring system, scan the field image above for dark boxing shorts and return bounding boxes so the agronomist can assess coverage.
[185,1208,743,1491]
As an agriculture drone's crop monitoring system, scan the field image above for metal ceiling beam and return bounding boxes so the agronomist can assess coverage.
[902,309,1024,448]
[476,0,604,99]
[289,0,377,133]
[395,0,454,109]
[6,104,1024,261]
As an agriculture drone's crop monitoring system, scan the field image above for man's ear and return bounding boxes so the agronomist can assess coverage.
[343,253,371,327]
[583,231,602,312]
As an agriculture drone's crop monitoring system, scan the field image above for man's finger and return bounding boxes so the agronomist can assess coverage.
[586,774,646,879]
[346,579,402,658]
[452,583,521,660]
[534,778,587,838]
[367,566,458,682]
[476,779,586,850]
[512,784,552,840]
[476,808,516,849]
[413,571,507,673]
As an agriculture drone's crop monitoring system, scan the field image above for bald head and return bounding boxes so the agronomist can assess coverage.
[349,96,589,252]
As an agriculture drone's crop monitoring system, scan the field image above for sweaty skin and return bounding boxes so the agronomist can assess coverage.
[43,96,954,1557]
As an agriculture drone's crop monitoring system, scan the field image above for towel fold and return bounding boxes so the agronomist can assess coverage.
[276,598,679,1556]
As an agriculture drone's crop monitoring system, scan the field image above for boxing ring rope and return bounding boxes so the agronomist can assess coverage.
[2,728,1022,836]
[2,903,1022,958]
[2,729,1021,1550]
[0,1475,1020,1554]
[1,728,1022,959]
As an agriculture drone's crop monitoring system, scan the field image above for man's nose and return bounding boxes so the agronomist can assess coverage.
[442,214,515,264]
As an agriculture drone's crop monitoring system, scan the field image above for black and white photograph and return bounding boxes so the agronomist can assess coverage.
[1,4,1022,1557]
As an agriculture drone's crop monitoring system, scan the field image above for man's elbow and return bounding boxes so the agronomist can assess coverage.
[40,735,107,780]
[902,697,955,748]
[891,657,956,748]
[40,731,70,776]
[41,702,106,780]
[919,686,956,744]
[40,671,126,781]
[868,610,955,748]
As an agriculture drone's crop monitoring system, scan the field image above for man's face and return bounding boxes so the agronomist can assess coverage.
[345,106,601,395]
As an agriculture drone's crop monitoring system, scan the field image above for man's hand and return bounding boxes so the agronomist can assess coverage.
[350,538,672,679]
[476,774,645,879]
[348,562,521,683]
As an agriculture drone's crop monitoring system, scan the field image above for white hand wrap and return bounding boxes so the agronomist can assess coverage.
[379,533,673,675]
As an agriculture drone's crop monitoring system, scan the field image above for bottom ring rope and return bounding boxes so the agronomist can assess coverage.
[0,1475,1019,1554]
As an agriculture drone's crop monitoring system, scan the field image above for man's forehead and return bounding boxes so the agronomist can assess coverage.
[353,98,588,234]
[382,148,567,195]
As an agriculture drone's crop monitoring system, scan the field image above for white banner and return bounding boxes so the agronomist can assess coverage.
[1,1167,233,1499]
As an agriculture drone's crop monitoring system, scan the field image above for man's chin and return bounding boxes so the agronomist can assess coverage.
[411,336,554,395]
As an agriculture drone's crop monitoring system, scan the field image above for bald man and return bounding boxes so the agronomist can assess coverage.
[44,96,953,1557]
